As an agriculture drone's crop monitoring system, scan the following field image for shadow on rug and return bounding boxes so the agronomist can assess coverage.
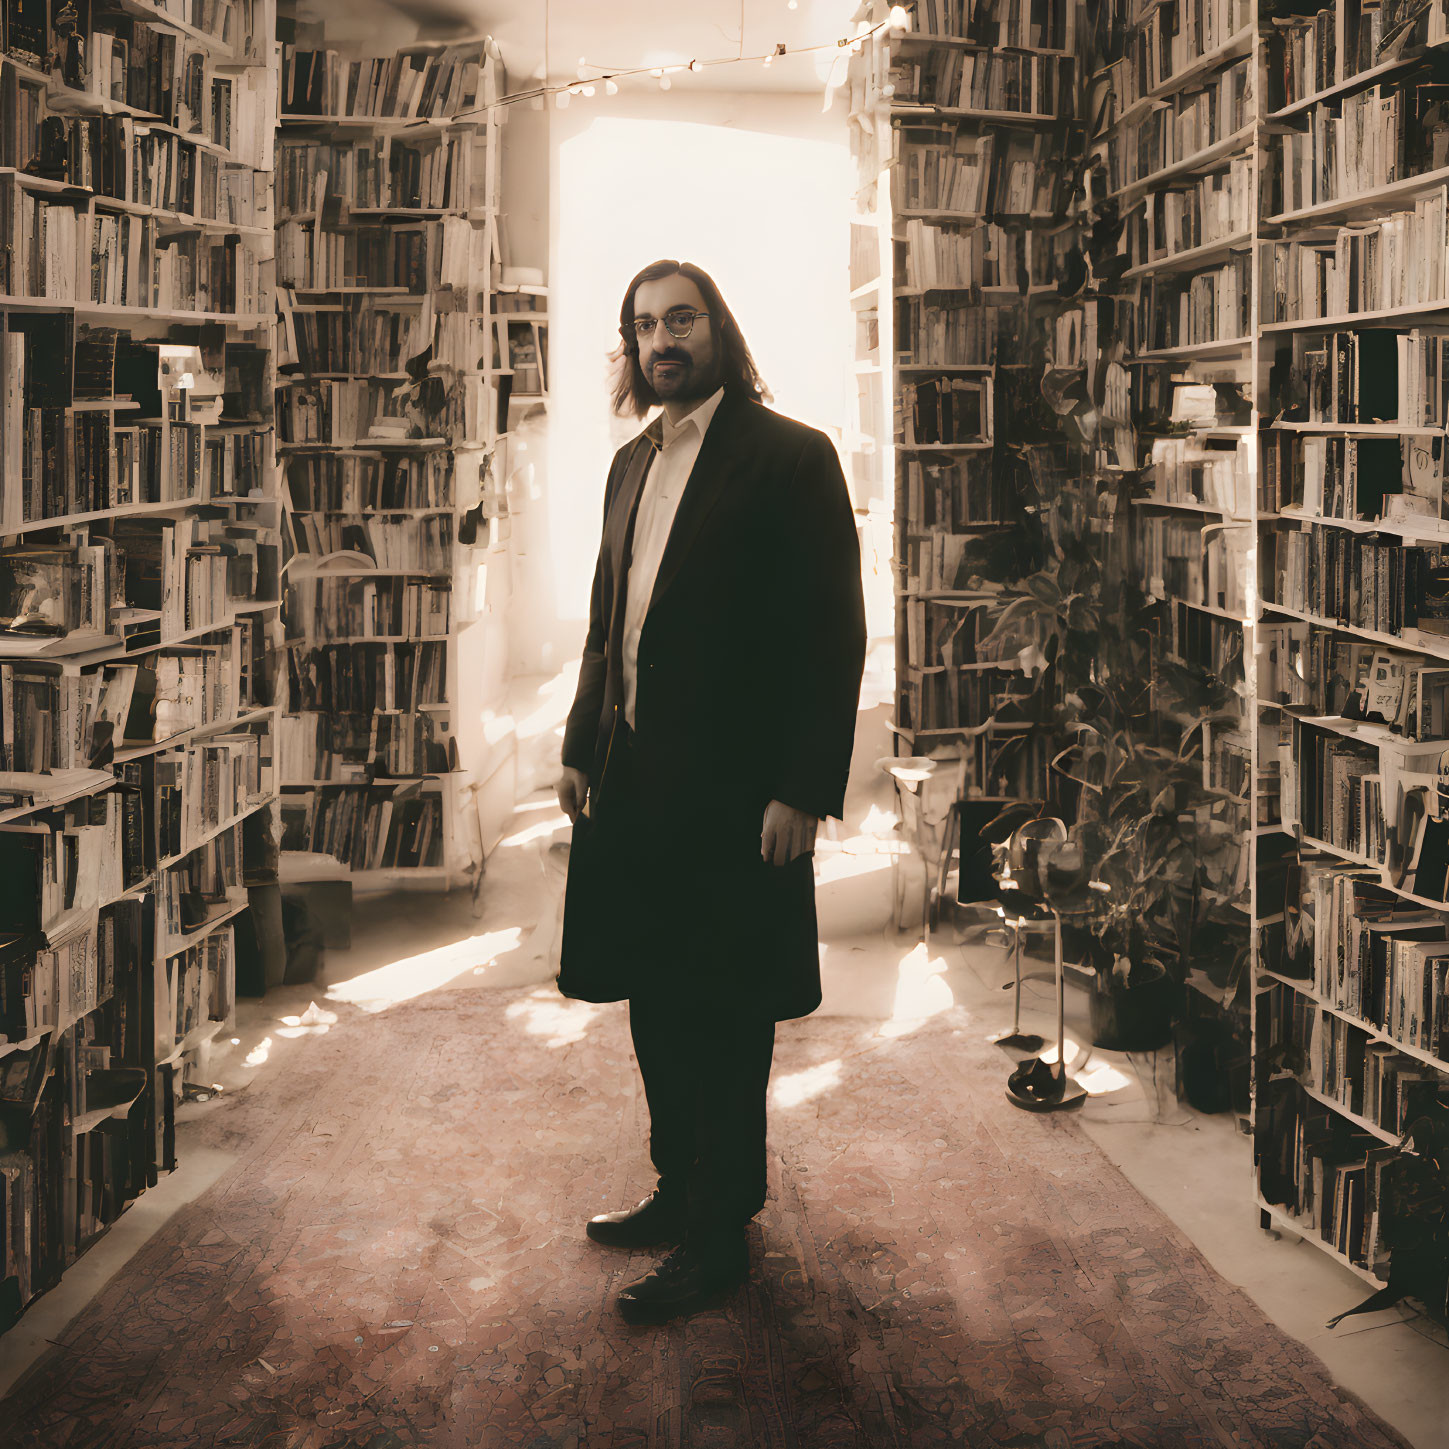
[0,985,1416,1449]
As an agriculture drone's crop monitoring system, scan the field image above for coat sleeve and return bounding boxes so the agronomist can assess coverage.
[770,432,867,822]
[560,454,623,774]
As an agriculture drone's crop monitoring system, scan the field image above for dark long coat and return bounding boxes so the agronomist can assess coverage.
[557,389,867,1021]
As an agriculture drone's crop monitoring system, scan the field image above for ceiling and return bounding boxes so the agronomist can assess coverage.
[355,0,865,94]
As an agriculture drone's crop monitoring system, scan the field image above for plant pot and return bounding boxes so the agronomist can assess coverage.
[1088,957,1176,1051]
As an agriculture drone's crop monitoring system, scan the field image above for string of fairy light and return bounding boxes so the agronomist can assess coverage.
[452,4,912,119]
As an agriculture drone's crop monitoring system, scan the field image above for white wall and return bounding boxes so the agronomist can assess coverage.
[504,88,858,679]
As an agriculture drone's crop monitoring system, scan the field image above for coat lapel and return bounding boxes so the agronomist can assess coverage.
[605,424,660,644]
[647,389,754,613]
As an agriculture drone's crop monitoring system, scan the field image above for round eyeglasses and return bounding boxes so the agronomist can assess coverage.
[622,308,710,344]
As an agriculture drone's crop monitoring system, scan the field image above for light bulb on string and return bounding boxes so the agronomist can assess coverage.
[659,75,672,89]
[605,78,619,94]
[688,59,702,72]
[582,84,596,96]
[787,0,797,8]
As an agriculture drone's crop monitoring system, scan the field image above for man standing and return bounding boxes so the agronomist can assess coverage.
[555,260,866,1325]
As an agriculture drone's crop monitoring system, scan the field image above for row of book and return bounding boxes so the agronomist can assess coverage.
[280,43,493,121]
[1260,434,1411,523]
[1145,434,1252,515]
[276,378,427,445]
[278,784,445,871]
[1128,155,1252,266]
[1264,0,1449,113]
[1294,727,1387,862]
[903,455,1011,528]
[904,598,1003,668]
[903,0,1072,49]
[895,295,997,366]
[889,50,1073,117]
[282,304,428,378]
[1258,623,1449,740]
[891,129,1064,216]
[906,530,976,595]
[156,827,241,951]
[162,926,231,1051]
[900,663,1040,733]
[286,641,446,715]
[1115,0,1252,107]
[901,218,1030,291]
[1268,84,1449,218]
[898,375,992,446]
[1205,722,1251,797]
[1264,189,1449,323]
[1267,524,1449,638]
[1294,864,1449,1055]
[284,452,452,512]
[0,792,128,944]
[1141,254,1251,350]
[153,734,264,862]
[3,22,261,156]
[1137,516,1249,612]
[0,182,267,314]
[283,576,450,643]
[275,216,475,295]
[1264,8,1338,111]
[1279,328,1397,425]
[0,89,263,225]
[1102,57,1253,194]
[277,711,450,782]
[276,133,487,218]
[4,412,268,533]
[1257,1087,1391,1274]
[0,630,265,779]
[1171,599,1245,676]
[286,513,453,572]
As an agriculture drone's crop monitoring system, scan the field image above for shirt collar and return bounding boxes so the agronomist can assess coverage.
[644,386,727,452]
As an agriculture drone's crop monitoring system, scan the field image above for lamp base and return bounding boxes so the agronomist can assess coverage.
[989,1028,1046,1053]
[1005,1056,1087,1113]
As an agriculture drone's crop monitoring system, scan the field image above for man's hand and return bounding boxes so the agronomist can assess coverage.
[557,765,589,825]
[761,799,819,866]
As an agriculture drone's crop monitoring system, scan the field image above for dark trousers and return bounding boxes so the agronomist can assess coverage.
[601,717,778,1254]
[629,995,776,1254]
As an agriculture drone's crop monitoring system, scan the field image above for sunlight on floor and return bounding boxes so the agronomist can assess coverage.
[887,941,957,1031]
[1076,1061,1135,1095]
[770,1057,843,1109]
[275,1002,339,1039]
[503,986,600,1046]
[325,929,525,1012]
[498,811,571,848]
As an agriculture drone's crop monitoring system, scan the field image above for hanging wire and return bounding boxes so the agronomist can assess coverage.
[440,10,901,124]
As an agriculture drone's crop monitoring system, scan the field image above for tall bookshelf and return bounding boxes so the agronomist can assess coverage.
[273,30,504,889]
[1080,0,1257,1106]
[0,0,281,1331]
[1251,0,1449,1310]
[851,0,1083,817]
[864,0,1449,1316]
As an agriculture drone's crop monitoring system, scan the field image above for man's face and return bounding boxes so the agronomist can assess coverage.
[631,275,719,405]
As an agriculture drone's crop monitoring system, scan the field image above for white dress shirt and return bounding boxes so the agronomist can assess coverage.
[622,385,726,730]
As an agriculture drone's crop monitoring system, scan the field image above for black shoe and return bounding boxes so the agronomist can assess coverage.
[615,1244,748,1325]
[585,1191,685,1249]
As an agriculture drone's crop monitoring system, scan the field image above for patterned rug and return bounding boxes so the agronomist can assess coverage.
[0,985,1415,1449]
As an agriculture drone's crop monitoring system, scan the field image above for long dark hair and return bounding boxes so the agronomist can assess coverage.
[610,260,770,420]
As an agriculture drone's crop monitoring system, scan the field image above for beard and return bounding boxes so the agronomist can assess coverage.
[647,349,718,404]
